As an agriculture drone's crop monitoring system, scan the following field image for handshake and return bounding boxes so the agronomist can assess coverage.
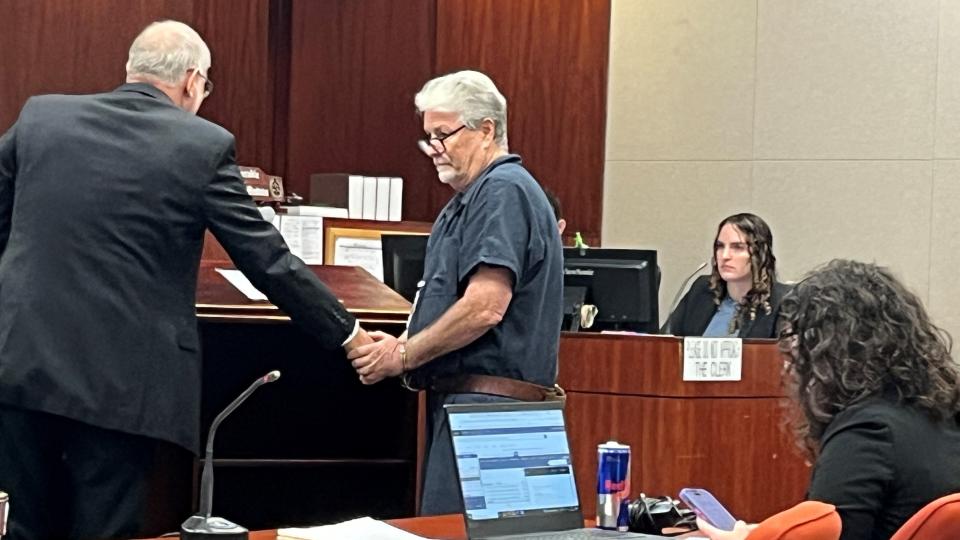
[344,329,408,385]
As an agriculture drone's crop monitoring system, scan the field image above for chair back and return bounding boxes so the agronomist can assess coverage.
[891,493,960,540]
[747,501,841,540]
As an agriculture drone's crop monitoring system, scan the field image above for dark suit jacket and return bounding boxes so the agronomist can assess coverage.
[665,275,789,338]
[807,397,960,540]
[0,83,355,452]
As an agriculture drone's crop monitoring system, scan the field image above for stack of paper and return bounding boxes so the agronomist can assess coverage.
[278,517,432,540]
[214,268,267,301]
[282,205,348,218]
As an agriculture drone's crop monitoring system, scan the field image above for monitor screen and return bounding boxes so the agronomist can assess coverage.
[562,248,659,333]
[381,234,429,302]
[448,406,579,522]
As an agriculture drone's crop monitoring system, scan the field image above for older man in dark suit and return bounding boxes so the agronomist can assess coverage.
[0,20,370,540]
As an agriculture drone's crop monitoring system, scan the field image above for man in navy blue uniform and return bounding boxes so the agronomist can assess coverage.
[348,70,564,515]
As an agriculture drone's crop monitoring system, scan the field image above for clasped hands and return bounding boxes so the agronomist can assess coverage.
[347,331,405,385]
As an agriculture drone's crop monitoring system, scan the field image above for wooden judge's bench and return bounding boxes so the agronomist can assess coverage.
[558,334,810,522]
[156,235,808,534]
[145,228,418,533]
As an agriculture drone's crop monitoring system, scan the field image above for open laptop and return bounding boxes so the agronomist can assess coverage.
[444,401,669,539]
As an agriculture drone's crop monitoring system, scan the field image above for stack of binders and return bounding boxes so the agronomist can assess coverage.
[308,173,403,221]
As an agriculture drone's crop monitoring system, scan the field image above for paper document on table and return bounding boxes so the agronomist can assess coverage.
[214,268,267,301]
[278,517,432,540]
[278,215,324,264]
[334,237,383,281]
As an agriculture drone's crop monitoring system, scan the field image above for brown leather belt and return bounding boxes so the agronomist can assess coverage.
[428,374,565,402]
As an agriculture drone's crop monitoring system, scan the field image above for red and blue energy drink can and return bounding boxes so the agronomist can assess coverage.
[596,441,631,529]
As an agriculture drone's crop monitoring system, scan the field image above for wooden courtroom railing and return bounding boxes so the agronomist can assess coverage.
[196,263,411,324]
[146,261,417,533]
[558,332,810,523]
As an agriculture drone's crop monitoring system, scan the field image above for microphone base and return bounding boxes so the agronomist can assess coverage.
[181,514,249,540]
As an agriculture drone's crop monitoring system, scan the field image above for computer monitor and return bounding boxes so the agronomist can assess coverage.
[562,248,659,333]
[381,234,429,302]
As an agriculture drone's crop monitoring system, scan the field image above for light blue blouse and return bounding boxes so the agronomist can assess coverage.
[702,296,739,337]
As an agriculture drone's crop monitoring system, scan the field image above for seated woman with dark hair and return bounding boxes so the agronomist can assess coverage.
[666,213,789,338]
[697,259,960,540]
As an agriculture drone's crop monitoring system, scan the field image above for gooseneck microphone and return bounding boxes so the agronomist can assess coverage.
[0,490,8,539]
[181,370,281,540]
[659,261,709,334]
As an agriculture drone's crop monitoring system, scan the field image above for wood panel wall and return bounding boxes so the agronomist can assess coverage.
[284,0,610,237]
[0,0,609,238]
[284,0,440,217]
[0,0,280,169]
[434,0,610,244]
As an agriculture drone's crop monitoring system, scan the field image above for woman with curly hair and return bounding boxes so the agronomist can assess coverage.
[666,213,788,338]
[697,259,960,540]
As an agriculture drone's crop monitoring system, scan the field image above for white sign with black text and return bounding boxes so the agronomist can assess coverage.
[682,337,743,381]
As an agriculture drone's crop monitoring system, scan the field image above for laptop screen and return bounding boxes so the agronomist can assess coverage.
[447,403,581,522]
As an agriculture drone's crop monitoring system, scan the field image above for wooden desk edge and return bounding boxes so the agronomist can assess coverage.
[141,514,703,539]
[138,514,467,540]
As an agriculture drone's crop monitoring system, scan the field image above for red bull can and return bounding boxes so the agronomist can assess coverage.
[596,441,631,529]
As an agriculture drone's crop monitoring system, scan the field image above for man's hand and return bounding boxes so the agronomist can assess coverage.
[347,330,404,385]
[343,327,374,354]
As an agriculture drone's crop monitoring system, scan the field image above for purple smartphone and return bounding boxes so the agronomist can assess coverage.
[678,488,737,531]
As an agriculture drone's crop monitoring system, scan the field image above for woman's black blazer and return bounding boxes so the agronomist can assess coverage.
[665,275,791,338]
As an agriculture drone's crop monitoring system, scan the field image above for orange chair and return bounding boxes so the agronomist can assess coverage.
[746,501,842,540]
[891,493,960,540]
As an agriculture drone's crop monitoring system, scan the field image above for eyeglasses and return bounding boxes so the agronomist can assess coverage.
[419,124,467,156]
[193,70,213,98]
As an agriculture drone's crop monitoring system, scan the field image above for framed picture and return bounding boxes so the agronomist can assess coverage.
[323,218,432,281]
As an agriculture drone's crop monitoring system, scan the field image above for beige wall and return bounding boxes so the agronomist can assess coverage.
[603,0,960,341]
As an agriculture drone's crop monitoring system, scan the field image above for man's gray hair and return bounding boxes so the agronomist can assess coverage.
[415,70,508,147]
[125,20,211,85]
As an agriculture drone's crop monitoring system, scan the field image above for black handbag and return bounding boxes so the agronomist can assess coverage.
[625,495,697,536]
